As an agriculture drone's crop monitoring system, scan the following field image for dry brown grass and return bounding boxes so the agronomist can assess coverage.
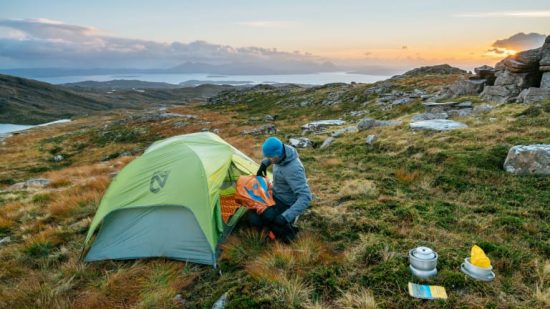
[74,264,151,309]
[335,286,377,309]
[338,178,379,200]
[534,260,550,307]
[0,216,14,230]
[47,176,110,219]
[319,157,343,168]
[246,233,337,284]
[394,168,419,184]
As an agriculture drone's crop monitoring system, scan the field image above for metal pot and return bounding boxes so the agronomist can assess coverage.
[463,257,492,277]
[409,246,438,271]
[409,265,437,279]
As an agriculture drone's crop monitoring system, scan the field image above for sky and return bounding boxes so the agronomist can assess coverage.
[0,0,549,74]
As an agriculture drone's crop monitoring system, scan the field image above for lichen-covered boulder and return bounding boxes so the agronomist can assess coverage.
[409,119,468,131]
[504,144,550,175]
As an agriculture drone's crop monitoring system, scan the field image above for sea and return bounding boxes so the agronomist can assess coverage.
[0,120,71,135]
[34,72,391,86]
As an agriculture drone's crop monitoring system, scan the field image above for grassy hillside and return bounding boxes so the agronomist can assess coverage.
[0,73,549,308]
[0,74,116,124]
[0,74,234,125]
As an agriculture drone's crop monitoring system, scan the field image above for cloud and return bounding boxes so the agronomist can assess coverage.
[0,18,330,73]
[491,32,547,51]
[455,11,550,18]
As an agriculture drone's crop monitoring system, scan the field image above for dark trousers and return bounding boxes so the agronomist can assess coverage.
[247,197,296,242]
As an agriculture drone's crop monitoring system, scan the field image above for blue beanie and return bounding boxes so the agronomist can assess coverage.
[262,136,283,157]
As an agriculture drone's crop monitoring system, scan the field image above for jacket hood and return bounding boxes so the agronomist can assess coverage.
[278,144,298,166]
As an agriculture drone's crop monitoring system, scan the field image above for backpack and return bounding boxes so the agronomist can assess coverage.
[234,175,275,214]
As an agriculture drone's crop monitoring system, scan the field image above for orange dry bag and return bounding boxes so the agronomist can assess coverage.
[235,175,276,214]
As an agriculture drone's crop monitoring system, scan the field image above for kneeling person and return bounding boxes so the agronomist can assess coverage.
[249,136,312,242]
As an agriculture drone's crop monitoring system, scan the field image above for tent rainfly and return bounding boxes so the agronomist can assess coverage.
[84,132,262,266]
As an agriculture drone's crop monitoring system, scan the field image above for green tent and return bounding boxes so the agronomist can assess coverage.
[84,132,261,266]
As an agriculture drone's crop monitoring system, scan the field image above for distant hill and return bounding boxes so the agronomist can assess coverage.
[0,74,235,124]
[63,79,181,90]
[0,74,116,125]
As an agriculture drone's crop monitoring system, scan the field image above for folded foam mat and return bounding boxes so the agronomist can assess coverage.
[220,195,241,223]
[408,282,448,300]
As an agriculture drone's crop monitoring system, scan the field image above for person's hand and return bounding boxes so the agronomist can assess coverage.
[274,215,287,226]
[256,163,267,177]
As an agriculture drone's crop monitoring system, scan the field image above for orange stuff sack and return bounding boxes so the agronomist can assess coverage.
[235,175,275,214]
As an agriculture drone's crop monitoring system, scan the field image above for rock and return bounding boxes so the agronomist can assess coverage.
[366,135,378,144]
[374,120,402,127]
[410,119,468,131]
[173,121,186,128]
[411,112,449,122]
[299,99,313,107]
[201,128,210,132]
[174,294,186,307]
[473,104,495,114]
[447,109,473,118]
[9,182,25,190]
[242,124,277,136]
[473,65,497,84]
[357,118,376,131]
[212,292,228,309]
[503,48,542,73]
[401,64,467,76]
[25,178,50,187]
[322,91,344,105]
[320,137,336,149]
[457,101,473,108]
[517,87,550,103]
[541,72,550,88]
[159,112,185,119]
[494,70,541,89]
[349,110,367,117]
[439,79,487,98]
[52,154,64,162]
[391,97,413,105]
[480,85,519,103]
[504,144,550,175]
[302,120,346,130]
[0,236,11,246]
[264,115,275,122]
[539,66,550,72]
[423,102,461,113]
[331,126,358,138]
[289,137,313,148]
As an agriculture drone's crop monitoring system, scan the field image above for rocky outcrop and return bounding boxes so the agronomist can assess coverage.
[357,118,402,131]
[289,137,313,148]
[401,64,467,76]
[411,112,448,122]
[517,87,550,103]
[331,126,358,138]
[423,101,472,113]
[320,137,336,149]
[504,144,550,175]
[409,119,468,131]
[472,65,497,85]
[241,124,277,136]
[302,120,346,130]
[481,37,550,103]
[540,36,550,88]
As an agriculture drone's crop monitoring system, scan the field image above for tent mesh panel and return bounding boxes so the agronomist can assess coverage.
[220,195,240,223]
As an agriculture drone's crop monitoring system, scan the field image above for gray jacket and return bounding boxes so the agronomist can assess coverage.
[262,144,312,222]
